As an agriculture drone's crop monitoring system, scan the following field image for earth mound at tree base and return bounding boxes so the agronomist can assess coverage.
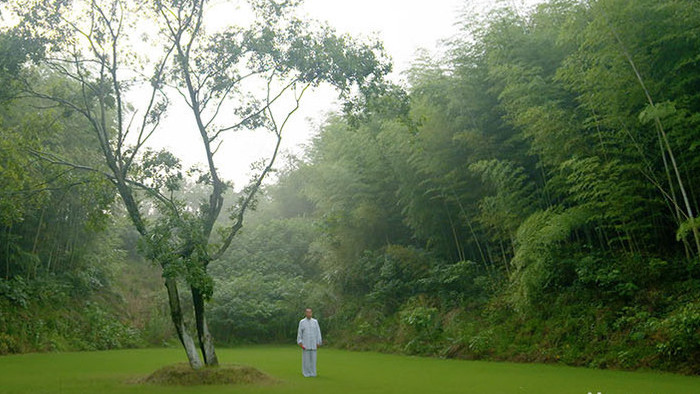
[139,363,276,386]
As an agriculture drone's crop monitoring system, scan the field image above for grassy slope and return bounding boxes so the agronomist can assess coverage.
[0,346,698,394]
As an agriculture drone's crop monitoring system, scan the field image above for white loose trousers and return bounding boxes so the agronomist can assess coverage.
[302,349,317,377]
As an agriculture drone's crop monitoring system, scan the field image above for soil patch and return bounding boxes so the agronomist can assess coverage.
[138,363,276,386]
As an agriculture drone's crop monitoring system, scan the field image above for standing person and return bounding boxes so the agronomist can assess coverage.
[297,308,322,377]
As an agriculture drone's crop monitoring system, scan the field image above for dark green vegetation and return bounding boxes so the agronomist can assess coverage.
[1,347,699,393]
[2,0,700,379]
[0,25,148,353]
[205,0,700,374]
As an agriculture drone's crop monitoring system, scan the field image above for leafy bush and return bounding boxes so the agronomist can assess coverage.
[82,302,143,350]
[655,302,700,371]
[368,245,435,312]
[0,332,19,354]
[208,273,312,344]
[0,276,31,308]
[398,297,442,354]
[510,207,589,311]
[0,275,143,353]
[575,254,639,299]
[419,260,492,307]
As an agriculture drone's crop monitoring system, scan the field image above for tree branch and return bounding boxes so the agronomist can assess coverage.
[211,81,311,261]
[211,76,299,141]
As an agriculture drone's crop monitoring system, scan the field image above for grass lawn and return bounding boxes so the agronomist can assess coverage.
[0,346,698,393]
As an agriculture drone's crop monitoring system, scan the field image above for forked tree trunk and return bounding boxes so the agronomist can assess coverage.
[165,277,203,369]
[192,286,219,366]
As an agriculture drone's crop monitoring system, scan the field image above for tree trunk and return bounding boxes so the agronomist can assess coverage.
[4,225,11,279]
[165,277,203,369]
[31,207,45,256]
[192,286,219,366]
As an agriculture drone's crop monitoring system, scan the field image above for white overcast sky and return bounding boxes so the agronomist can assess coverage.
[153,0,469,188]
[301,0,465,74]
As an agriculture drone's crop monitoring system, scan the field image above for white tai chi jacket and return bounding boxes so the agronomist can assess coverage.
[297,317,322,350]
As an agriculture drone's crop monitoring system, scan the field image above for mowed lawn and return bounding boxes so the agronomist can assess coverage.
[0,346,698,394]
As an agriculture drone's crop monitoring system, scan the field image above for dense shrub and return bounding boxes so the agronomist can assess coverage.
[0,276,143,354]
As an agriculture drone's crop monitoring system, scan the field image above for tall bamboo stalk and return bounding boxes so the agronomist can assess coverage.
[600,4,700,257]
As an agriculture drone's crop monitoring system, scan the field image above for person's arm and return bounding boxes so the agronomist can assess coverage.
[297,320,305,349]
[316,320,322,347]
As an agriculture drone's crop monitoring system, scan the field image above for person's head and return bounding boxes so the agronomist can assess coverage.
[304,308,313,319]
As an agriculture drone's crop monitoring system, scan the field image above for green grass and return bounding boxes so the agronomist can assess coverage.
[0,346,698,393]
